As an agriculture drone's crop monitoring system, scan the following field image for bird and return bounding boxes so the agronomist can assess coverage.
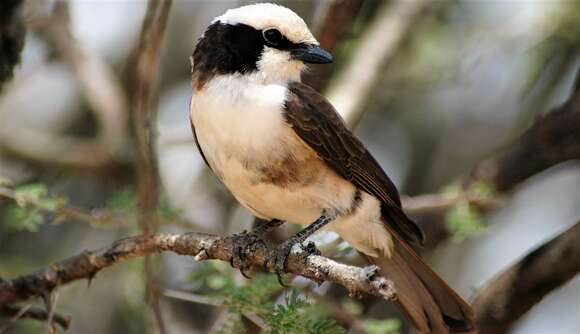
[189,3,475,333]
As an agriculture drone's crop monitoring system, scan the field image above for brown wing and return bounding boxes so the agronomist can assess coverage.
[284,82,424,246]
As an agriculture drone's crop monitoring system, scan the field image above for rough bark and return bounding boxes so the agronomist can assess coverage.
[0,233,395,308]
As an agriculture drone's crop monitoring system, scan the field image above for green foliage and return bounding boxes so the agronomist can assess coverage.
[444,181,495,240]
[363,318,402,334]
[0,177,12,187]
[265,289,345,334]
[341,299,363,316]
[470,181,495,200]
[106,188,183,222]
[188,261,235,290]
[446,201,486,240]
[2,183,67,232]
[159,197,184,220]
[223,274,281,316]
[107,188,137,215]
[189,263,345,334]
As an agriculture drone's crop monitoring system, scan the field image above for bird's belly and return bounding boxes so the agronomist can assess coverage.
[191,88,357,223]
[219,158,322,223]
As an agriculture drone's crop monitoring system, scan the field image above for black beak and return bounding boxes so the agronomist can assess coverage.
[291,44,333,64]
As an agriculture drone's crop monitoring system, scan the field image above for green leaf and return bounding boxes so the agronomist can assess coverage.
[0,178,12,187]
[3,206,44,232]
[14,183,48,206]
[107,189,137,214]
[37,197,67,212]
[470,181,495,200]
[1,182,67,231]
[188,261,234,291]
[363,318,402,334]
[446,201,486,240]
[158,198,183,220]
[342,299,363,316]
[265,289,346,334]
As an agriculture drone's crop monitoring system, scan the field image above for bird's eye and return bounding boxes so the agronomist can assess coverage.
[263,29,283,46]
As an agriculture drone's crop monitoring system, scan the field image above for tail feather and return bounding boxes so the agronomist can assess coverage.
[362,225,476,333]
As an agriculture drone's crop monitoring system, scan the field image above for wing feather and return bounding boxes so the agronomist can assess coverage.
[284,82,424,246]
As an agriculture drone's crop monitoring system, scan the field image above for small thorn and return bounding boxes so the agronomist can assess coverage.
[194,250,208,261]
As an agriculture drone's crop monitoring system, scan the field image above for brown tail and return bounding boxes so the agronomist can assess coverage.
[361,228,476,334]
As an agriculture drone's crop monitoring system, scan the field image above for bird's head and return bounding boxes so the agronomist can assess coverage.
[191,3,333,89]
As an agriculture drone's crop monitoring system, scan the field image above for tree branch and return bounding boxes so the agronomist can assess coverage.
[473,221,580,334]
[0,232,395,309]
[130,0,173,332]
[302,0,363,92]
[470,66,580,192]
[418,66,580,249]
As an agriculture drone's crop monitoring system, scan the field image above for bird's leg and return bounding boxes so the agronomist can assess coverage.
[268,211,336,285]
[231,218,283,278]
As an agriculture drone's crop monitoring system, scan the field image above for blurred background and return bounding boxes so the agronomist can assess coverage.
[1,0,579,333]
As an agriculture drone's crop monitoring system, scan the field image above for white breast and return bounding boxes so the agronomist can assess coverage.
[190,75,393,257]
[191,75,332,224]
[191,75,288,162]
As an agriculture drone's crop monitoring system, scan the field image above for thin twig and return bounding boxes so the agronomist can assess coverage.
[163,289,222,307]
[402,192,502,214]
[0,305,31,334]
[0,305,71,333]
[472,221,580,334]
[130,0,173,332]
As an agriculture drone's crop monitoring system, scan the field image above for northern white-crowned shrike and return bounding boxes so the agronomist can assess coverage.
[189,4,475,333]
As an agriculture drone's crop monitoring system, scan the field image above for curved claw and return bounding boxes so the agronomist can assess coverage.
[230,230,264,278]
[272,242,293,287]
[268,240,321,287]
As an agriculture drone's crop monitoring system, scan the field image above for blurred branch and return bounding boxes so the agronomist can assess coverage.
[403,192,501,214]
[39,2,130,159]
[0,132,116,170]
[129,0,172,332]
[303,0,363,92]
[0,1,130,169]
[402,189,504,250]
[327,0,429,126]
[0,305,70,332]
[0,0,25,91]
[473,221,580,334]
[132,0,171,234]
[415,66,580,249]
[0,233,396,315]
[470,65,580,192]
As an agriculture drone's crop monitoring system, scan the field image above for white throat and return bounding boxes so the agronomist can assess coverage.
[252,48,305,85]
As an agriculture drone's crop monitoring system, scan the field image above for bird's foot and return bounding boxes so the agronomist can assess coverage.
[230,230,266,278]
[266,238,321,286]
